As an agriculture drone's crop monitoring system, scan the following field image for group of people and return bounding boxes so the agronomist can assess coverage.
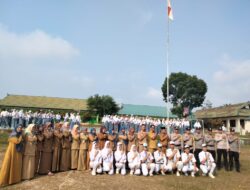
[102,115,201,134]
[0,121,240,187]
[0,109,81,129]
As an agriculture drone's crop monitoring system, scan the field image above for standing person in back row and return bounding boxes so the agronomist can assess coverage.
[148,125,158,154]
[204,127,216,160]
[193,127,203,168]
[228,128,240,172]
[138,124,148,153]
[215,126,229,171]
[170,126,182,153]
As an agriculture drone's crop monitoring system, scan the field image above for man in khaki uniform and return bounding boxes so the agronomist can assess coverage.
[204,127,216,160]
[228,128,240,172]
[148,125,158,153]
[194,127,203,168]
[138,124,148,153]
[182,127,194,153]
[215,126,229,171]
[170,127,182,153]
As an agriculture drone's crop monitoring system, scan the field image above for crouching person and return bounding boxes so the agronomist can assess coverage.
[181,145,199,177]
[140,143,155,176]
[89,142,102,176]
[101,141,114,175]
[166,141,183,176]
[115,142,126,175]
[154,143,167,175]
[127,145,141,175]
[199,143,216,179]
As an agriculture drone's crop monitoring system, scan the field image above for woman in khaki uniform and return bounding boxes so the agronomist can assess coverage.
[0,125,24,187]
[128,127,137,152]
[35,125,44,174]
[71,124,80,170]
[87,128,98,169]
[77,127,89,171]
[38,123,54,175]
[60,122,72,171]
[52,123,63,172]
[97,126,108,150]
[22,124,37,180]
[108,128,117,152]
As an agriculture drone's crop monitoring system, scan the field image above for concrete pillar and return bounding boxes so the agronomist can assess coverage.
[226,119,230,131]
[236,118,241,133]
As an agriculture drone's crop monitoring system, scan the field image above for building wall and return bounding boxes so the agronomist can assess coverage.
[245,121,250,133]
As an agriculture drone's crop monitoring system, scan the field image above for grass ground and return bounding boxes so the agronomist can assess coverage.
[0,134,250,190]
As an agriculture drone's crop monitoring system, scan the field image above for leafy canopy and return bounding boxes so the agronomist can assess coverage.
[162,72,207,117]
[87,94,119,117]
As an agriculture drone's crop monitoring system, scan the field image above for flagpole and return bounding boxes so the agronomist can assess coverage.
[166,1,170,120]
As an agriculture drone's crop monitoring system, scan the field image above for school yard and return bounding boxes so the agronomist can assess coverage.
[0,132,250,190]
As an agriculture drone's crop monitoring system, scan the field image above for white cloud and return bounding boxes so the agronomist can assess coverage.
[0,24,79,61]
[146,87,162,99]
[208,56,250,106]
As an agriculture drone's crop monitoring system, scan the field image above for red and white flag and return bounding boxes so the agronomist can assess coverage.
[168,0,174,20]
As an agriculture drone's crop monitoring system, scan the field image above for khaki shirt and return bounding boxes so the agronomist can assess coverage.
[228,134,240,152]
[79,133,89,150]
[148,131,157,149]
[194,133,203,149]
[204,134,215,151]
[215,133,228,150]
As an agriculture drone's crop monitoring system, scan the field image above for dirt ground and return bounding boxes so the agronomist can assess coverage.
[0,145,250,190]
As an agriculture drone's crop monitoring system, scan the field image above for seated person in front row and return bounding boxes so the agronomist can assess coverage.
[181,145,199,177]
[127,145,141,175]
[154,143,167,175]
[166,141,183,176]
[114,142,126,175]
[101,141,114,175]
[198,143,216,179]
[140,143,155,176]
[89,142,102,176]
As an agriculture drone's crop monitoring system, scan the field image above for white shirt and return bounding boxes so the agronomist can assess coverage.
[166,148,181,162]
[181,152,196,166]
[140,151,154,164]
[115,150,127,163]
[127,151,140,165]
[198,151,215,167]
[154,150,167,164]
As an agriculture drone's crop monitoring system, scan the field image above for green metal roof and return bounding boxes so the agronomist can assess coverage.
[0,94,88,111]
[118,104,177,118]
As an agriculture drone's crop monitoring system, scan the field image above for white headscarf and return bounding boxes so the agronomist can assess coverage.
[101,141,111,157]
[25,124,35,134]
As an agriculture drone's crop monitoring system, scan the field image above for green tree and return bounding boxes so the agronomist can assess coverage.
[87,94,120,117]
[162,72,207,118]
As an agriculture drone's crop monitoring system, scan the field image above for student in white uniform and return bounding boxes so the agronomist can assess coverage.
[89,142,103,176]
[154,143,167,175]
[166,141,183,176]
[127,144,141,175]
[199,143,216,179]
[114,142,126,175]
[140,143,156,176]
[101,141,114,175]
[181,145,198,177]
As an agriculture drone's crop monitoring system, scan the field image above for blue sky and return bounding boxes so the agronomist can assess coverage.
[0,0,250,107]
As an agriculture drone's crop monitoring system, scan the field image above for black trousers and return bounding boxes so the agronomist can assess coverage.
[194,149,202,168]
[229,151,240,172]
[208,150,216,161]
[217,149,229,170]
